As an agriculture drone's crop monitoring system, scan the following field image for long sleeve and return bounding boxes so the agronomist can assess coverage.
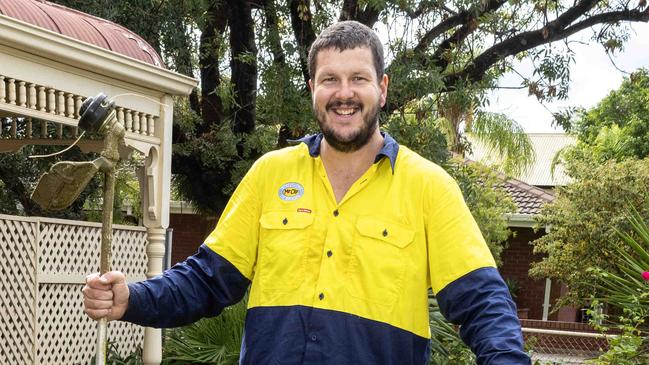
[425,167,530,364]
[122,244,250,328]
[437,267,530,364]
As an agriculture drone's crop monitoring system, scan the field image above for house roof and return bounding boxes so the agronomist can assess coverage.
[501,177,554,215]
[0,0,162,68]
[469,133,576,187]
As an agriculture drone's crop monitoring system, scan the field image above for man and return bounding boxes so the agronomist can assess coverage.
[84,21,530,364]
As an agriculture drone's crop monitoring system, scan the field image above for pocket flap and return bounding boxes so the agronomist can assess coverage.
[356,216,415,248]
[260,211,314,229]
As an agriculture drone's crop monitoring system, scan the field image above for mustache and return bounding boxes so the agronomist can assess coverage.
[326,100,362,110]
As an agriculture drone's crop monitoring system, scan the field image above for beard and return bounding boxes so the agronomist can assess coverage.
[315,99,380,153]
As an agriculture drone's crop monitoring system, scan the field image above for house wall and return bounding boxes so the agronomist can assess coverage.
[499,227,569,321]
[168,213,217,265]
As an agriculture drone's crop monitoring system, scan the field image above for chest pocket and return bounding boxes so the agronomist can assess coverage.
[258,211,314,291]
[346,216,415,306]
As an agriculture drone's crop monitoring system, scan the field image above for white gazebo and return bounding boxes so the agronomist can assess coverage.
[0,1,196,364]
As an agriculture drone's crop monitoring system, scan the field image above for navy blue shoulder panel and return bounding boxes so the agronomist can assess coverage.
[240,306,430,365]
[121,244,250,328]
[436,267,531,365]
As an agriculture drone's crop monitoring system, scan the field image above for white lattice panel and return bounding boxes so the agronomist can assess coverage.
[0,218,37,365]
[0,215,148,364]
[39,223,101,277]
[36,284,144,365]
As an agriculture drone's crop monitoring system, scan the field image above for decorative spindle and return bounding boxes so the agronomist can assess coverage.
[147,115,155,136]
[47,89,55,114]
[18,81,26,107]
[40,120,47,138]
[117,107,124,125]
[133,111,140,134]
[75,96,83,118]
[28,84,37,109]
[38,86,46,111]
[0,76,5,103]
[8,78,16,105]
[66,93,75,118]
[125,110,133,132]
[27,118,33,138]
[57,91,65,116]
[56,123,63,138]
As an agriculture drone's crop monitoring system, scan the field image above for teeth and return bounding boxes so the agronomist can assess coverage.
[335,108,355,115]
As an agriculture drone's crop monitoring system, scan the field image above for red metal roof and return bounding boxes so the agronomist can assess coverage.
[0,0,163,68]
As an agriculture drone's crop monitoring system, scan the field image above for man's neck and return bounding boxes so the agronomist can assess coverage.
[320,130,384,203]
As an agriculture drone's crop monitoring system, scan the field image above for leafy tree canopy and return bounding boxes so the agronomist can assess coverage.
[563,68,649,162]
[42,0,649,214]
[530,157,649,305]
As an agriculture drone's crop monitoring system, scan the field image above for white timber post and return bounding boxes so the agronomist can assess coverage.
[139,95,173,365]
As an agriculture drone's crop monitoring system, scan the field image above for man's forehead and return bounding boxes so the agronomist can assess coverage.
[314,47,374,72]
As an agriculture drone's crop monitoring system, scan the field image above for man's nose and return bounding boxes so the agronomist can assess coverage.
[334,80,355,99]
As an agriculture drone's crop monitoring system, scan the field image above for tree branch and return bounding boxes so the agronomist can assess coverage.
[228,0,258,140]
[0,165,42,216]
[444,6,649,86]
[197,1,228,135]
[290,0,317,86]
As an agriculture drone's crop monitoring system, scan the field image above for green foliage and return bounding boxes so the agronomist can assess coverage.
[467,112,535,177]
[530,158,649,305]
[428,295,476,365]
[584,203,649,363]
[90,341,143,365]
[568,69,649,161]
[162,298,247,364]
[449,160,515,266]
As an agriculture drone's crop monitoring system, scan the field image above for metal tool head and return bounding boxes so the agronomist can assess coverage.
[78,93,116,133]
[31,160,101,210]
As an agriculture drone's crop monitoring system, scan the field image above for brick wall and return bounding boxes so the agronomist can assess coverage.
[499,227,573,321]
[168,213,217,265]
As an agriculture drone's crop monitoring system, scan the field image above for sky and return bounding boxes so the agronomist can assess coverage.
[485,22,649,133]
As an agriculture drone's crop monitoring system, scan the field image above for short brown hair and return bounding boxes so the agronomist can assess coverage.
[308,21,384,82]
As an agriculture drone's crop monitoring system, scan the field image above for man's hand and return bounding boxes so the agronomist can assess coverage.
[82,271,129,321]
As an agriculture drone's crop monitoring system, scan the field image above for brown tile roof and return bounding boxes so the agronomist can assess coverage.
[500,177,554,215]
[0,0,163,67]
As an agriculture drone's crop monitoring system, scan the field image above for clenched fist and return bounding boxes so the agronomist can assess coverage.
[82,271,129,321]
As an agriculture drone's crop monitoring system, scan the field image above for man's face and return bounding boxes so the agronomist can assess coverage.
[309,47,388,153]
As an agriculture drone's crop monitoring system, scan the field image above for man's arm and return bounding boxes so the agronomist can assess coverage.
[83,158,262,328]
[122,244,250,328]
[437,267,530,364]
[425,169,530,364]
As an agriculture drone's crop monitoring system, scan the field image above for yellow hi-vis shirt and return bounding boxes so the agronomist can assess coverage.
[205,133,496,334]
[124,133,528,364]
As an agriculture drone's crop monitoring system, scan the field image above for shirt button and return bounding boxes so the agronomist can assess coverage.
[311,334,317,341]
[319,293,324,300]
[333,209,339,217]
[382,229,388,237]
[282,218,288,225]
[326,250,333,257]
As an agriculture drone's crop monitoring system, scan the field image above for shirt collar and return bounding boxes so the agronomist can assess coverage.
[292,131,399,172]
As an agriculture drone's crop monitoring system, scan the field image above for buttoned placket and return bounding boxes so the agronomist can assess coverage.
[300,159,385,361]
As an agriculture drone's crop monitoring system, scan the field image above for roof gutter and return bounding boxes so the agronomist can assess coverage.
[0,15,197,96]
[504,213,544,228]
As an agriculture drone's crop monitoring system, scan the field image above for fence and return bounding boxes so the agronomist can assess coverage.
[0,214,147,365]
[523,320,617,364]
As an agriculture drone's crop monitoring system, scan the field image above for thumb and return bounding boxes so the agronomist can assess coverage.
[100,271,126,285]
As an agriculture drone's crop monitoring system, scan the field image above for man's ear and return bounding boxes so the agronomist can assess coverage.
[379,74,389,107]
[308,79,314,92]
